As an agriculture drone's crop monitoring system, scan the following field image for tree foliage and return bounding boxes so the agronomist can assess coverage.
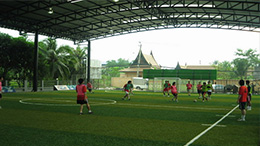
[212,60,236,79]
[212,48,260,79]
[233,48,260,79]
[100,58,131,87]
[39,38,70,79]
[0,33,34,85]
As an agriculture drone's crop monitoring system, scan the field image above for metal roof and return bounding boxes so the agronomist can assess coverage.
[0,0,259,43]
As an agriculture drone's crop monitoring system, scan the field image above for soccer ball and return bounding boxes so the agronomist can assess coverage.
[193,99,197,102]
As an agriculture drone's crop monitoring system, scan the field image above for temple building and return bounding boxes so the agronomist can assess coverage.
[119,49,161,77]
[111,49,160,87]
[175,62,215,70]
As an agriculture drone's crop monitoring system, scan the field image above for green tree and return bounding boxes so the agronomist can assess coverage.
[232,58,249,79]
[0,33,13,81]
[106,58,131,68]
[235,49,260,67]
[233,49,260,79]
[66,45,88,77]
[39,38,70,79]
[11,37,34,86]
[101,58,131,87]
[211,60,236,79]
[0,33,34,86]
[103,58,131,77]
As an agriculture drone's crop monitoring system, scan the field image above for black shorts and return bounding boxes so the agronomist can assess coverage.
[207,92,212,95]
[77,99,88,104]
[172,93,178,97]
[239,102,246,110]
[0,94,2,98]
[197,90,202,94]
[248,94,252,101]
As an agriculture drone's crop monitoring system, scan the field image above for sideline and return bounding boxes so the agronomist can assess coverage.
[184,104,239,146]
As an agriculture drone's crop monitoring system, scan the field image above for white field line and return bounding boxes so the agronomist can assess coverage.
[216,114,236,118]
[19,98,116,106]
[184,104,239,146]
[201,124,226,127]
[115,103,230,111]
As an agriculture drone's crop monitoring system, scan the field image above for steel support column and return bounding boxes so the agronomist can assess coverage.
[87,40,91,82]
[33,31,39,92]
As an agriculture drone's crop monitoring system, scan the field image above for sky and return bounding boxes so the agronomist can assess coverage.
[1,27,259,68]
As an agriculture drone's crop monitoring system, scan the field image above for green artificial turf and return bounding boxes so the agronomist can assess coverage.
[0,90,259,146]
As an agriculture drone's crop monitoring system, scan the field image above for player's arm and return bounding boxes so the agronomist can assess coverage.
[83,85,87,93]
[123,84,126,91]
[237,94,242,103]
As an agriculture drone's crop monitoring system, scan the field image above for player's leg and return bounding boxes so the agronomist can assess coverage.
[247,94,252,110]
[175,94,178,102]
[80,104,84,115]
[123,91,129,100]
[163,89,166,96]
[171,92,174,101]
[85,98,92,114]
[0,93,2,109]
[127,92,131,100]
[238,102,246,121]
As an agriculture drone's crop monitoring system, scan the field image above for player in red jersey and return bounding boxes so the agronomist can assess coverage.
[76,78,92,115]
[237,79,248,121]
[122,80,133,100]
[170,82,178,102]
[186,81,193,96]
[163,81,171,97]
[196,82,202,99]
[87,81,93,93]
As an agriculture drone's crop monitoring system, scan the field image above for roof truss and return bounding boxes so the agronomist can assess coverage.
[0,0,259,42]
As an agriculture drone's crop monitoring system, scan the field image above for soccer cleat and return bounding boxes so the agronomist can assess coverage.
[237,118,245,121]
[88,111,93,114]
[80,112,83,115]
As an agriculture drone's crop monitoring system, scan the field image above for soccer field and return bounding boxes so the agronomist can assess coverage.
[0,90,259,146]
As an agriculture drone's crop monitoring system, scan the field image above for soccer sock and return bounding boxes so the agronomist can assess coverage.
[241,115,245,120]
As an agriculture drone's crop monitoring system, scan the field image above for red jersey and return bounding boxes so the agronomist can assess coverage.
[170,85,177,94]
[186,83,192,89]
[239,86,248,102]
[163,83,171,91]
[87,83,93,89]
[76,84,87,100]
[197,84,202,90]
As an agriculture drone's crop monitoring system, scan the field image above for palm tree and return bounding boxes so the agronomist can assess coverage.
[66,45,88,78]
[39,38,70,79]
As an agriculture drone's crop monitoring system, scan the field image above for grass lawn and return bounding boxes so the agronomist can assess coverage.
[0,90,259,146]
